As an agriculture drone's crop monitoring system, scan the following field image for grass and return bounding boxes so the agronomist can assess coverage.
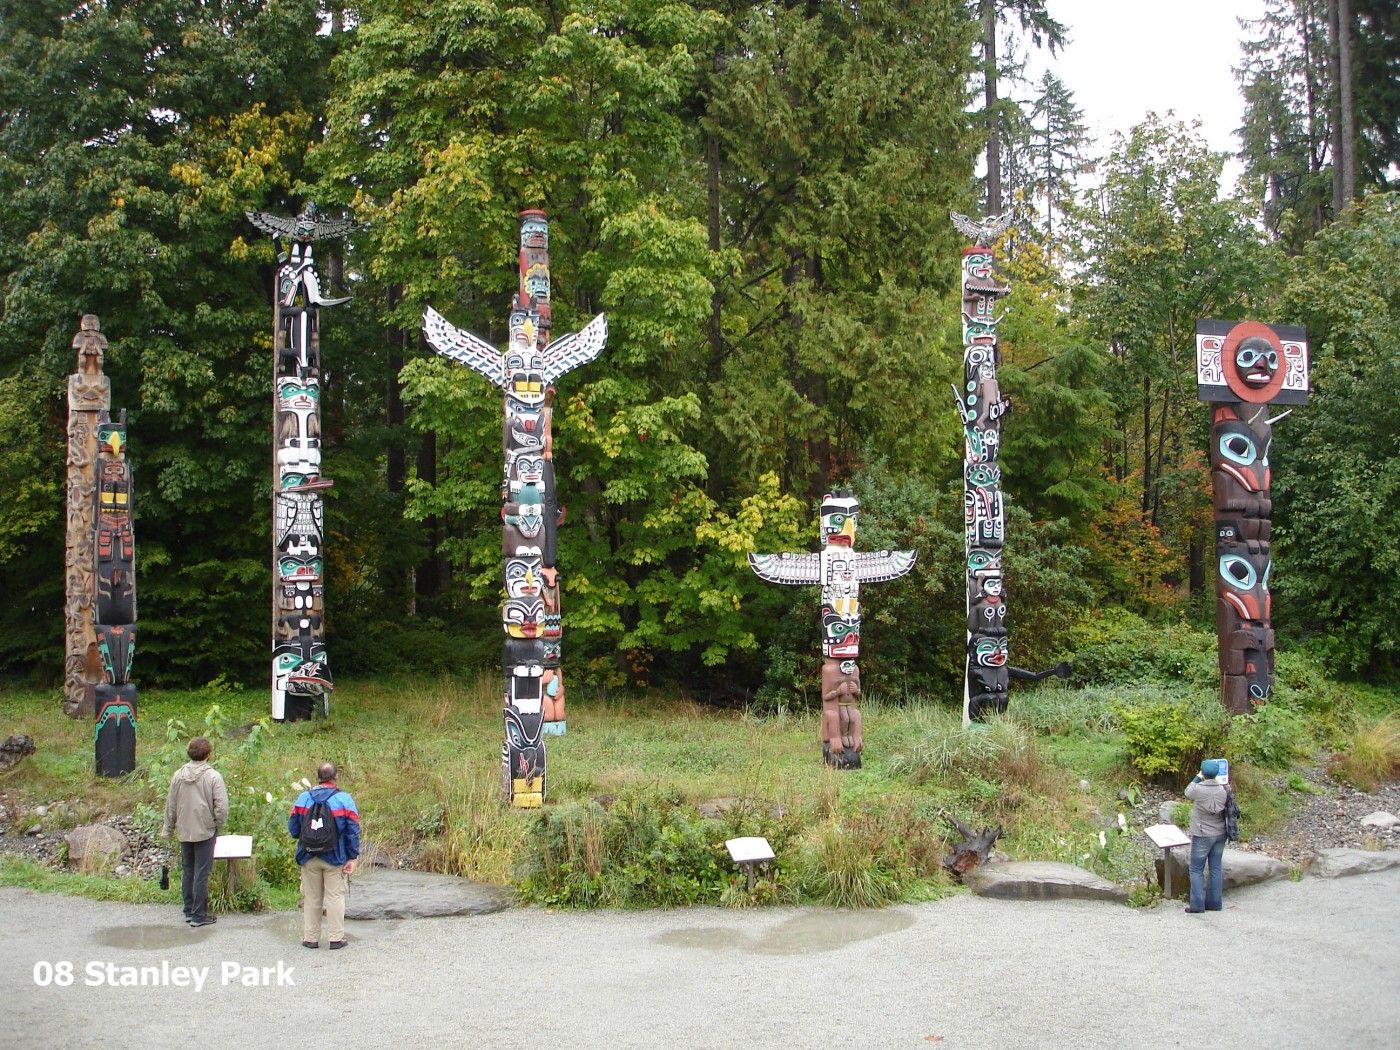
[1,674,1396,909]
[1329,714,1400,791]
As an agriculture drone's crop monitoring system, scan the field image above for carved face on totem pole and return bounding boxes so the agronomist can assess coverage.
[820,492,859,548]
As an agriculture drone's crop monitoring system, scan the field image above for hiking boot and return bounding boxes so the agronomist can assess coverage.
[302,941,319,949]
[329,941,347,950]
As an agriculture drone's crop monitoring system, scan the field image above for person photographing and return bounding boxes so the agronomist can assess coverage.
[1183,758,1229,913]
[288,761,360,949]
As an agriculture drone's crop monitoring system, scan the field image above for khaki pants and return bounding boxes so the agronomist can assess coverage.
[300,857,347,944]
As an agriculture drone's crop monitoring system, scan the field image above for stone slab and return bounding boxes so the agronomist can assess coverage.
[1158,846,1289,899]
[963,861,1127,903]
[1308,848,1400,879]
[65,824,126,873]
[345,868,512,920]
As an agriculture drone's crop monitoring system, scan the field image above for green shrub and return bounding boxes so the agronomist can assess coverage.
[1115,699,1227,782]
[1067,610,1217,688]
[1228,702,1313,769]
[795,822,901,907]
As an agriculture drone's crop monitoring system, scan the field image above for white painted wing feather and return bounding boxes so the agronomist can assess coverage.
[422,306,503,386]
[543,313,608,384]
[851,550,917,583]
[747,552,821,585]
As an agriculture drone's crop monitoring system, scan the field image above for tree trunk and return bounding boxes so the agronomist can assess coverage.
[1329,0,1344,215]
[1338,0,1356,207]
[982,0,1002,214]
[943,813,1003,879]
[1141,375,1152,515]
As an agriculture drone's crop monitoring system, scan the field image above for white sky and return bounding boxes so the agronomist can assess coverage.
[1022,0,1270,183]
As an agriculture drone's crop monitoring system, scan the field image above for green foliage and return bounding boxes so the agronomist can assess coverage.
[1228,702,1313,770]
[1328,715,1400,792]
[1272,194,1400,678]
[1065,609,1217,688]
[1114,697,1228,782]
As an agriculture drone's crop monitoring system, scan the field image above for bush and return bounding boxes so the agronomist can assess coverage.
[1115,698,1227,782]
[793,802,949,907]
[1228,702,1313,770]
[1066,609,1216,688]
[1329,715,1400,792]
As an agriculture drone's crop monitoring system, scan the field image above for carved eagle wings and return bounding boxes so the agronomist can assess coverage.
[246,209,357,243]
[949,211,1014,247]
[748,549,916,586]
[542,313,609,384]
[422,306,504,385]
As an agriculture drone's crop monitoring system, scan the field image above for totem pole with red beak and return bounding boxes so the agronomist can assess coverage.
[424,211,608,807]
[1195,320,1310,713]
[749,491,916,768]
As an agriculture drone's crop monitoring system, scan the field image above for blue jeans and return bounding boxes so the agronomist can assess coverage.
[1188,833,1227,911]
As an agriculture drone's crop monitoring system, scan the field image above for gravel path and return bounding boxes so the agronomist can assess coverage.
[3,869,1398,1049]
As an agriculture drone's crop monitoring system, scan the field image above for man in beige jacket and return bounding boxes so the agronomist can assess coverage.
[161,737,229,927]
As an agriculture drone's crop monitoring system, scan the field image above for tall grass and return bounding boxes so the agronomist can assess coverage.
[1330,715,1400,791]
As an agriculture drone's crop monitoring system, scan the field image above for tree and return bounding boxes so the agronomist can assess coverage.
[1271,193,1400,677]
[1070,117,1275,595]
[974,0,1065,215]
[1026,71,1088,238]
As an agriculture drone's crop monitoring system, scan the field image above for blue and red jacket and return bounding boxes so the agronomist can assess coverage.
[288,783,360,867]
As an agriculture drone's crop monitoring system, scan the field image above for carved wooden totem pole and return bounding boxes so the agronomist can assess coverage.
[1195,320,1309,714]
[65,315,137,774]
[952,213,1015,725]
[749,491,916,768]
[424,210,608,807]
[65,315,109,718]
[247,204,354,722]
[93,408,138,775]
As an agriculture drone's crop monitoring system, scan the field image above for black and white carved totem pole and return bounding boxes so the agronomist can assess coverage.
[247,204,354,721]
[949,214,1070,723]
[749,492,916,768]
[1195,320,1309,714]
[424,210,607,808]
[952,213,1015,725]
[66,315,138,775]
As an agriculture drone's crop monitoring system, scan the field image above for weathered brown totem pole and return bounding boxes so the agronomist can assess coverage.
[64,315,109,718]
[247,204,354,721]
[424,210,608,807]
[65,315,138,775]
[1195,320,1309,713]
[749,491,916,768]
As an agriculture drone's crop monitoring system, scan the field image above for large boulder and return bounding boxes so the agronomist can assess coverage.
[963,861,1127,903]
[0,735,35,771]
[1157,846,1288,899]
[344,868,512,920]
[1359,811,1399,830]
[1308,848,1400,879]
[65,824,127,874]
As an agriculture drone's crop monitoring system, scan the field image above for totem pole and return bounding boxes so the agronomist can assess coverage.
[952,212,1015,724]
[423,210,608,808]
[748,491,916,768]
[246,204,354,722]
[1195,320,1309,714]
[949,214,1071,723]
[93,409,138,775]
[64,315,109,718]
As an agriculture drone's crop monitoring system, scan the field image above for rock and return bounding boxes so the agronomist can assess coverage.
[1078,779,1091,793]
[0,735,36,771]
[345,868,512,920]
[592,794,618,810]
[1158,847,1289,899]
[357,841,400,870]
[987,849,1011,865]
[65,824,127,873]
[114,864,131,877]
[1159,802,1177,824]
[962,861,1127,903]
[1308,848,1400,879]
[1359,811,1399,830]
[697,797,741,819]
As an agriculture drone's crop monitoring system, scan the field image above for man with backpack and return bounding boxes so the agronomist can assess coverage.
[1183,758,1235,914]
[288,761,360,949]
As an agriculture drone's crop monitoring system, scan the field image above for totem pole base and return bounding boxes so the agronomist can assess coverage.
[276,693,327,723]
[511,777,544,809]
[542,721,566,736]
[94,684,137,778]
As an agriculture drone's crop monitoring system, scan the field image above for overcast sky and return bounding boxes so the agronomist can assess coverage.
[1022,0,1269,180]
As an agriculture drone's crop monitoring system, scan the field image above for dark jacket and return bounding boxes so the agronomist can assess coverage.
[288,783,360,867]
